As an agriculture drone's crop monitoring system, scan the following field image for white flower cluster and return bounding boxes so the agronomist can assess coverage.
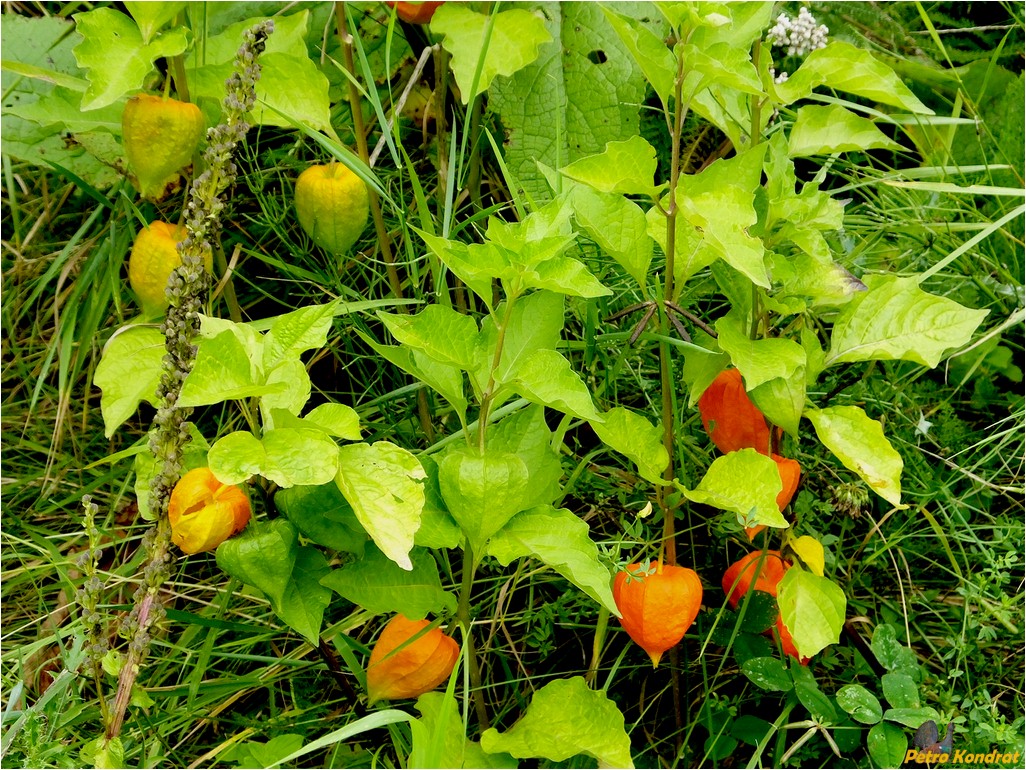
[766,7,829,57]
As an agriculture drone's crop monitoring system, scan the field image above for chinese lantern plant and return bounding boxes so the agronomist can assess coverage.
[122,94,205,200]
[613,560,703,667]
[295,162,370,254]
[128,221,213,314]
[366,614,460,702]
[387,1,444,24]
[168,467,251,554]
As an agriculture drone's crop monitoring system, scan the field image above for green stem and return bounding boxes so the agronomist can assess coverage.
[658,46,689,568]
[750,39,763,150]
[456,545,489,731]
[476,292,518,451]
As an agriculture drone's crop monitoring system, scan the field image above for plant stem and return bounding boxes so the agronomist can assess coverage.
[456,545,489,731]
[334,3,402,301]
[476,292,518,452]
[658,40,692,757]
[658,47,689,569]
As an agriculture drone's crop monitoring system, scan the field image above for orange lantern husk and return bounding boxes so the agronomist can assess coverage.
[387,1,444,23]
[722,550,811,665]
[366,615,460,702]
[721,550,789,608]
[697,369,771,455]
[773,616,810,665]
[168,468,251,554]
[613,561,703,667]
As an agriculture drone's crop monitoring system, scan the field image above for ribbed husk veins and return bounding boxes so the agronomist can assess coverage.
[613,561,703,667]
[294,163,370,254]
[366,615,460,702]
[122,95,205,200]
[697,368,771,455]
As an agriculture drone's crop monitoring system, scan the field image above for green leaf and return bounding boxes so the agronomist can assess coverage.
[790,663,838,723]
[185,12,331,132]
[789,104,902,156]
[208,429,339,488]
[276,482,367,555]
[95,326,164,437]
[480,677,634,769]
[360,332,468,418]
[73,8,190,109]
[569,184,653,286]
[749,371,806,439]
[216,519,298,608]
[589,407,669,485]
[716,312,806,390]
[463,741,518,769]
[682,41,762,95]
[883,708,940,728]
[302,403,361,440]
[768,250,867,310]
[418,232,506,311]
[871,624,922,678]
[681,339,730,407]
[520,256,611,298]
[679,450,787,528]
[416,456,464,550]
[228,735,306,770]
[179,329,277,408]
[336,442,426,572]
[277,546,331,644]
[184,10,309,67]
[488,406,564,510]
[867,722,908,769]
[777,570,846,659]
[431,5,550,103]
[649,146,768,291]
[774,41,933,114]
[123,2,185,45]
[487,505,619,615]
[484,292,564,387]
[881,673,920,710]
[321,546,456,619]
[437,446,531,553]
[826,275,989,368]
[602,7,675,105]
[740,657,792,692]
[490,3,664,202]
[379,305,481,370]
[260,359,312,422]
[836,685,884,725]
[763,133,845,253]
[263,302,338,370]
[87,736,125,770]
[410,693,467,770]
[731,715,774,747]
[508,349,603,421]
[805,405,904,507]
[560,136,661,197]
